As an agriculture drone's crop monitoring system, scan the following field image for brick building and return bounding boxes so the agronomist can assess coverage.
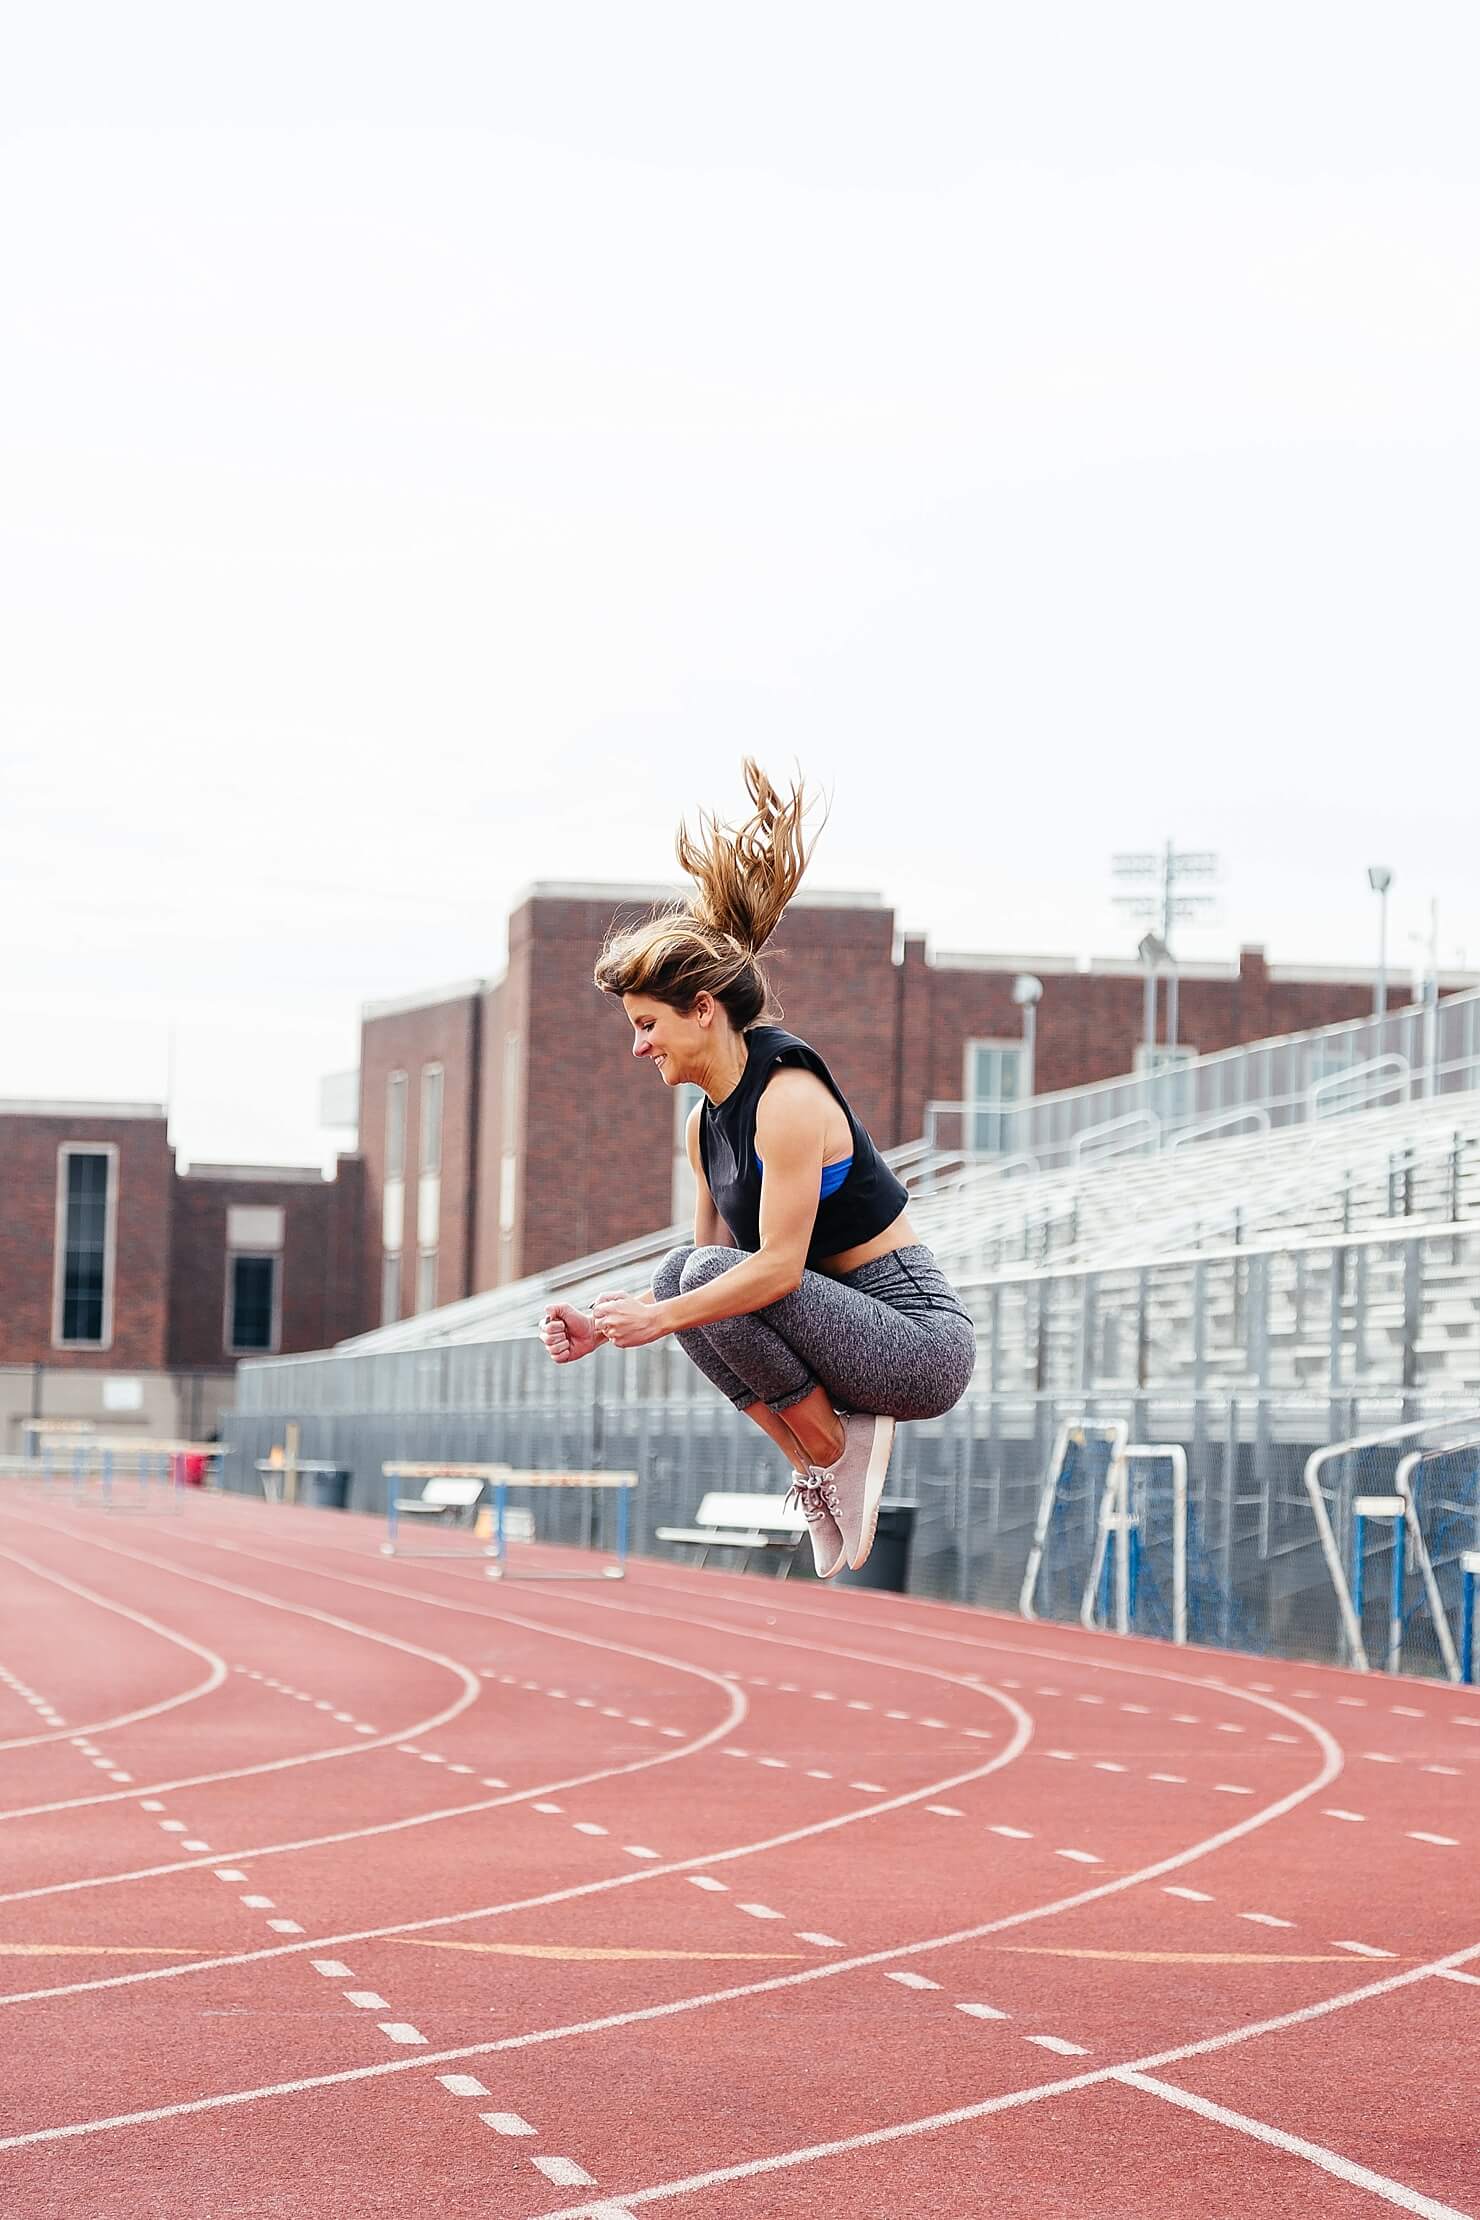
[0,1101,363,1450]
[352,883,1469,1329]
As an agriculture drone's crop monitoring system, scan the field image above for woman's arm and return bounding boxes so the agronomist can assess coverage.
[594,1072,827,1344]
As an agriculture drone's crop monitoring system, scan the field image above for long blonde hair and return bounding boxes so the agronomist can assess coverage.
[593,759,824,1025]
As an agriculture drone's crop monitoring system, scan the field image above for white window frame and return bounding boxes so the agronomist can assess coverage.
[385,1069,407,1181]
[224,1251,282,1357]
[52,1142,119,1351]
[962,1039,1026,1154]
[419,1063,443,1176]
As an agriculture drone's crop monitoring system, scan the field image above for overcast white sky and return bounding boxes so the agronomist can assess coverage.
[5,4,1478,1169]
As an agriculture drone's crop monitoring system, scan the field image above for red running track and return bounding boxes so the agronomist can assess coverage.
[1,1482,1477,2218]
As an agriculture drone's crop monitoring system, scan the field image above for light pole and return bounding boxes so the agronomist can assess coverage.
[1012,974,1043,1109]
[1368,865,1393,1022]
[1138,931,1169,1062]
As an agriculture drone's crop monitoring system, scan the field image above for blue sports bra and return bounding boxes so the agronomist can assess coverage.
[754,1148,853,1198]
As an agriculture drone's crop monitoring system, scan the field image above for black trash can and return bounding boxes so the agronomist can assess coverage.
[306,1467,352,1511]
[834,1498,917,1593]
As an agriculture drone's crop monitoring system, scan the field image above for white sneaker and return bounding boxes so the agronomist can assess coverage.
[813,1412,896,1570]
[785,1473,847,1578]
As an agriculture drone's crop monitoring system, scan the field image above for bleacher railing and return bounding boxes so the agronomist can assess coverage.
[926,983,1480,1169]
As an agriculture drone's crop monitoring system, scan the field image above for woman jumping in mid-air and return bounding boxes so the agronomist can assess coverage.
[538,760,977,1576]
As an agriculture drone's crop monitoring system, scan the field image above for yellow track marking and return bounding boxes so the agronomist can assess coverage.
[393,1938,802,1963]
[1000,1946,1387,1965]
[0,1942,205,1958]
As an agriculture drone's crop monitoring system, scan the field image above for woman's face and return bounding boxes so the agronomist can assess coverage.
[621,992,710,1086]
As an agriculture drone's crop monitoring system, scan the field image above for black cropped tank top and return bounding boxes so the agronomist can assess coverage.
[698,1026,910,1265]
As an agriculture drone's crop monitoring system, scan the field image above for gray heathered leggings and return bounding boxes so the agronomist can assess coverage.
[651,1243,977,1424]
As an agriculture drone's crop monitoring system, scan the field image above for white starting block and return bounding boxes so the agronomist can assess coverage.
[380,1462,638,1579]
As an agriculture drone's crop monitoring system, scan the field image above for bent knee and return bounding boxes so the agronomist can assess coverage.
[651,1245,693,1303]
[678,1244,742,1294]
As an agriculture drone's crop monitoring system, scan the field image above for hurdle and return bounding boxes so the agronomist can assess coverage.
[381,1463,515,1561]
[1462,1552,1480,1686]
[380,1462,639,1579]
[1081,1443,1188,1644]
[19,1427,221,1514]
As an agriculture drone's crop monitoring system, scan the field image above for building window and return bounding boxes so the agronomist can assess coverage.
[416,1249,438,1312]
[381,1251,402,1325]
[419,1064,443,1175]
[385,1070,407,1180]
[963,1041,1025,1153]
[228,1255,278,1353]
[1134,1043,1198,1122]
[54,1145,116,1347]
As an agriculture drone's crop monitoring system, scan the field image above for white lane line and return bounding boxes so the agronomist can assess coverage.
[1322,1809,1366,1822]
[345,1992,390,2010]
[181,1840,211,1853]
[1238,1913,1294,1929]
[737,1905,784,1921]
[0,1550,228,1754]
[989,1825,1033,1840]
[1423,1765,1459,1777]
[1408,1832,1459,1847]
[884,1971,940,1991]
[623,1847,660,1861]
[0,1525,481,1824]
[439,2074,488,2095]
[267,1920,304,1935]
[1026,2035,1088,2056]
[378,2023,427,2045]
[688,1877,727,1893]
[214,1870,248,1883]
[481,2112,536,2135]
[1434,1967,1480,1987]
[532,2157,596,2186]
[573,1823,609,1837]
[849,1782,886,1794]
[241,1896,275,1909]
[1163,1887,1212,1901]
[312,1960,353,1978]
[1149,1774,1186,1784]
[1055,1850,1100,1865]
[1117,2070,1468,2220]
[957,2002,1008,2020]
[159,1822,188,1834]
[1213,1785,1253,1797]
[796,1933,843,1949]
[1092,1762,1127,1774]
[925,1805,964,1818]
[1333,1941,1396,1958]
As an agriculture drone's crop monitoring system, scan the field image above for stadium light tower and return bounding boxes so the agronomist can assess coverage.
[1012,973,1043,1097]
[1112,839,1219,956]
[1367,864,1394,1020]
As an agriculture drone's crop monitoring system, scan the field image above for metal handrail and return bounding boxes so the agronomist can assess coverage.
[1306,1055,1411,1124]
[1071,1110,1161,1168]
[1166,1107,1272,1152]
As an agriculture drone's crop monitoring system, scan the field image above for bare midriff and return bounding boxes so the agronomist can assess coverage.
[818,1206,920,1277]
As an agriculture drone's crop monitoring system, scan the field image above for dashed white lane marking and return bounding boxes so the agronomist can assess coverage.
[181,1839,210,1852]
[1043,1751,1075,1763]
[345,1992,389,2010]
[241,1896,274,1910]
[1150,1774,1186,1784]
[481,2112,536,2135]
[1120,1704,1151,1715]
[378,2023,427,2045]
[312,1960,353,1978]
[1336,1698,1365,1708]
[1408,1832,1459,1847]
[214,1869,248,1882]
[958,2002,1008,2020]
[737,1904,784,1921]
[1027,2034,1088,2056]
[533,2156,596,2187]
[885,1971,940,1991]
[1423,1766,1459,1777]
[1362,1753,1399,1765]
[159,1821,187,1834]
[990,1825,1033,1840]
[926,1805,963,1818]
[439,2075,488,2095]
[849,1782,886,1794]
[1164,1886,1213,1902]
[624,1846,660,1861]
[1092,1762,1127,1774]
[1333,1941,1396,1959]
[805,1769,833,1780]
[534,1802,564,1815]
[1239,1913,1294,1929]
[796,1933,843,1949]
[573,1823,609,1837]
[1056,1850,1100,1865]
[1391,1706,1424,1718]
[688,1877,727,1893]
[267,1920,304,1935]
[1213,1785,1253,1797]
[1323,1809,1366,1823]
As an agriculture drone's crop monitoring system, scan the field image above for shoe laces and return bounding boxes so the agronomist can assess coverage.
[786,1472,841,1525]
